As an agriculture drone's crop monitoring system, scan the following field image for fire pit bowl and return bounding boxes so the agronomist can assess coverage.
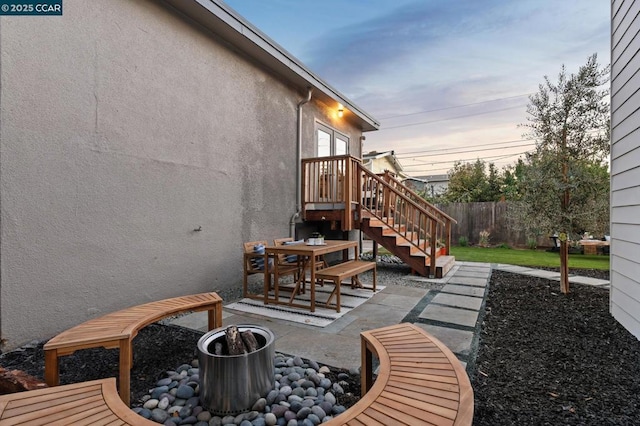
[197,324,275,415]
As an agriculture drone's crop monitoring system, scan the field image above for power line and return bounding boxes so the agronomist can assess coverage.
[400,142,534,160]
[404,150,531,167]
[395,138,534,157]
[378,105,525,131]
[378,93,534,120]
[404,152,529,175]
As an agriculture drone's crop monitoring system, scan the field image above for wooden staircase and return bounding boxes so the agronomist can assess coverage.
[360,215,455,278]
[302,155,457,278]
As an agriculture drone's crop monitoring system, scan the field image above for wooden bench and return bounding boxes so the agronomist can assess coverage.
[0,378,156,425]
[323,323,474,426]
[43,292,223,406]
[314,260,376,312]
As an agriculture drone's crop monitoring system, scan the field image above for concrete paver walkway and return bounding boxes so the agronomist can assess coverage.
[170,261,610,376]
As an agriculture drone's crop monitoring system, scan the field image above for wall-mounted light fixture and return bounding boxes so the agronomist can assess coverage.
[337,104,344,118]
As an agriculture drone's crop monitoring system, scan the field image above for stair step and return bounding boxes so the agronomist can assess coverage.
[434,255,456,278]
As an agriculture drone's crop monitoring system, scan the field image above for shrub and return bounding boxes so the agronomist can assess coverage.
[526,237,537,250]
[479,230,491,247]
[496,243,510,249]
[458,236,469,247]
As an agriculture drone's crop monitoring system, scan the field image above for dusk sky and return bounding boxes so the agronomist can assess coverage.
[224,0,611,177]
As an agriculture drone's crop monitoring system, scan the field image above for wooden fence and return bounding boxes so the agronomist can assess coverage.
[434,202,551,248]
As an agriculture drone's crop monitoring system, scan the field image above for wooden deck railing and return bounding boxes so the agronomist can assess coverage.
[378,171,457,255]
[302,156,456,273]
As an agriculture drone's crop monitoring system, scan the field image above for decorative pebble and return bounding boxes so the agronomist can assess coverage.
[134,353,356,426]
[180,415,197,424]
[176,384,195,399]
[264,412,277,426]
[158,397,170,410]
[197,410,211,422]
[143,399,159,410]
[270,405,287,417]
[252,398,267,412]
[151,408,169,423]
[220,415,235,424]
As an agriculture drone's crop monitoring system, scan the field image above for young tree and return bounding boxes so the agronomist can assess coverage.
[443,159,502,202]
[519,53,610,293]
[501,158,527,201]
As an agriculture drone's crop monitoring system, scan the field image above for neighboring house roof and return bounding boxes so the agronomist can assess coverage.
[362,150,406,175]
[403,177,429,184]
[162,0,379,132]
[414,174,450,183]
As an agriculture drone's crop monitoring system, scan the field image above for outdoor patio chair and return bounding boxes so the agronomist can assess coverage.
[274,237,328,289]
[243,240,298,301]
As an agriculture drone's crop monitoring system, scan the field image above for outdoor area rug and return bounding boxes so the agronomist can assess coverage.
[224,284,384,327]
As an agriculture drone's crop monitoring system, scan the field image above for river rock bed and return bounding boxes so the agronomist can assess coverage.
[133,353,353,426]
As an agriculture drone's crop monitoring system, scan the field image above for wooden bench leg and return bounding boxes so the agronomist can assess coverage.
[372,267,376,292]
[208,303,222,330]
[119,339,131,406]
[44,349,59,387]
[324,280,342,313]
[361,336,374,394]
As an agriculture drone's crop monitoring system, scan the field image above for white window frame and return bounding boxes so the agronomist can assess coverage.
[316,122,349,157]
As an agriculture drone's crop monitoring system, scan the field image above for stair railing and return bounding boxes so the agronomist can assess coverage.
[380,171,457,255]
[358,165,449,274]
[301,156,455,273]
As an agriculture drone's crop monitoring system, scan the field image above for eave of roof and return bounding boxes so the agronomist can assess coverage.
[161,0,380,132]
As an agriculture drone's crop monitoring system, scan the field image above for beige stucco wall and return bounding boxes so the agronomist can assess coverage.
[0,0,363,349]
[367,157,396,174]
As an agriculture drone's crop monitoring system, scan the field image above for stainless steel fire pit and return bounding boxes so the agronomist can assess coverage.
[197,325,275,415]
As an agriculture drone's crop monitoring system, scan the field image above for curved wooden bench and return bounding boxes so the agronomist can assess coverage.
[43,292,222,406]
[0,378,155,425]
[324,323,473,426]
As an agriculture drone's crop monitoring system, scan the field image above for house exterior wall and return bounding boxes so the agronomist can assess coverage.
[0,0,363,349]
[366,157,397,175]
[610,0,640,340]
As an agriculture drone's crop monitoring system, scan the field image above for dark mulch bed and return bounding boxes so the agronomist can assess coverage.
[472,269,640,425]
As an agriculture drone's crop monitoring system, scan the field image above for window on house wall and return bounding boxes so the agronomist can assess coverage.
[316,123,349,157]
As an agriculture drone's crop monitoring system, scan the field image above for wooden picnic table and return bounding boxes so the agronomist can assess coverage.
[264,239,358,312]
[579,239,610,255]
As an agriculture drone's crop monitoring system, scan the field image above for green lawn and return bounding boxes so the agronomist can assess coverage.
[450,246,610,270]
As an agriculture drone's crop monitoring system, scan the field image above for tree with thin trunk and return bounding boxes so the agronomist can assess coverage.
[520,53,610,293]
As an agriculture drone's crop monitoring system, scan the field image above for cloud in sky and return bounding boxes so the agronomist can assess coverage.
[224,0,610,176]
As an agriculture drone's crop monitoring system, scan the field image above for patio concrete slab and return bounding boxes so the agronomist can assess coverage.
[456,261,491,268]
[440,284,486,298]
[275,329,363,371]
[447,276,489,287]
[523,270,561,279]
[337,302,409,338]
[431,293,483,311]
[165,260,606,377]
[452,270,492,278]
[494,264,531,272]
[414,323,474,357]
[418,304,479,328]
[567,276,611,286]
[369,291,430,310]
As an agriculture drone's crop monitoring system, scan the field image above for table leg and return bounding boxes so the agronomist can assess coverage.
[310,256,316,313]
[264,258,271,304]
[288,256,309,304]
